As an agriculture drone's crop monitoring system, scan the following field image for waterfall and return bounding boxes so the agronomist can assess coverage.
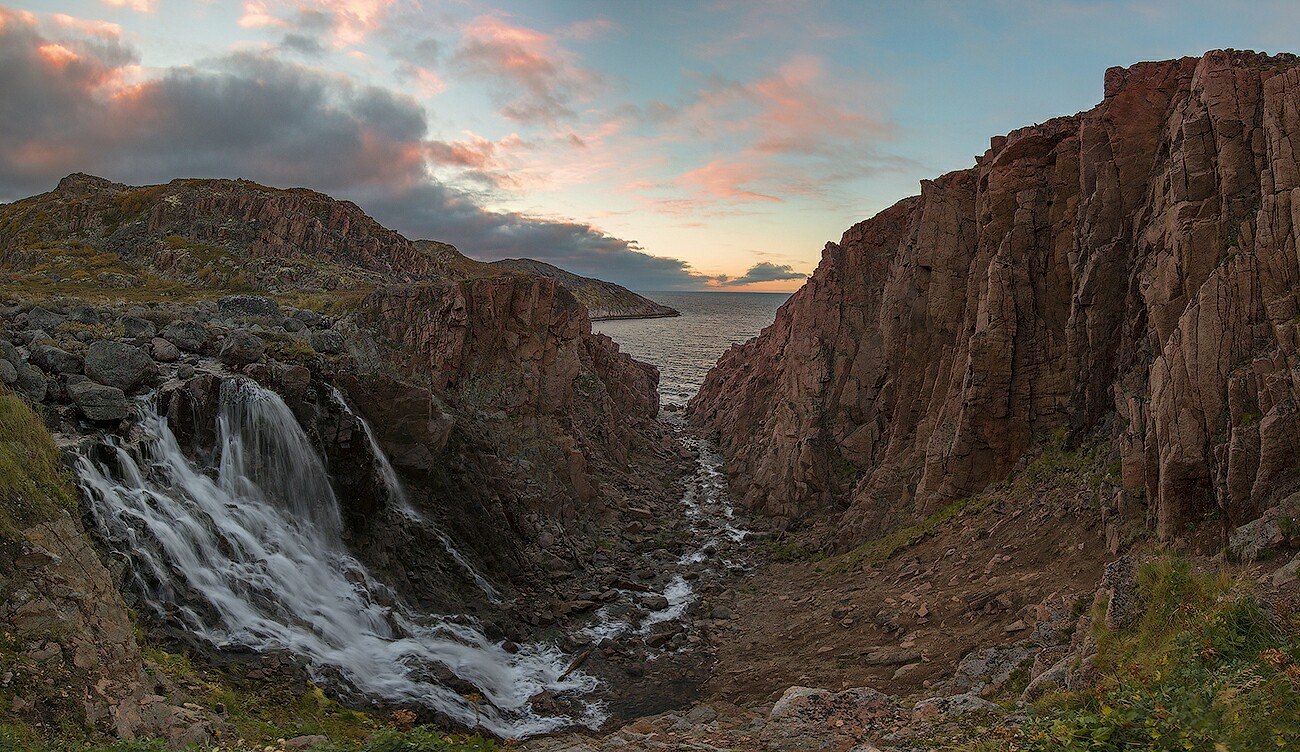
[76,379,602,737]
[326,386,503,603]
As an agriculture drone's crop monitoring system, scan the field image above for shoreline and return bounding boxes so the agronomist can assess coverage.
[589,309,681,322]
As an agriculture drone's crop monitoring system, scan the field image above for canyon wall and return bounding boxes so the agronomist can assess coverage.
[690,50,1300,543]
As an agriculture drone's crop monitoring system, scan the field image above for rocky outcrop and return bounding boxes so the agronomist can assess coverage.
[489,258,679,321]
[691,50,1300,542]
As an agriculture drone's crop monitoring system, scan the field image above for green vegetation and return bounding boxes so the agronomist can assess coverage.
[0,722,500,752]
[0,389,78,540]
[954,556,1300,751]
[760,539,826,563]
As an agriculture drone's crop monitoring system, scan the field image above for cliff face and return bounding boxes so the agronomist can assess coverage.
[690,50,1300,542]
[489,258,680,321]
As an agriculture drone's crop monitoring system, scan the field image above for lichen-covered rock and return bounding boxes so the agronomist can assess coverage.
[217,294,281,320]
[118,315,156,339]
[308,330,344,354]
[160,320,210,353]
[911,693,1004,722]
[0,358,16,385]
[690,50,1300,543]
[218,330,265,366]
[85,340,155,392]
[29,344,83,375]
[68,380,129,421]
[1228,493,1300,561]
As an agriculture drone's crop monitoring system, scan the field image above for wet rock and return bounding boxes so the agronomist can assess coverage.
[68,381,128,421]
[161,320,211,352]
[218,331,266,366]
[29,344,83,375]
[85,340,155,392]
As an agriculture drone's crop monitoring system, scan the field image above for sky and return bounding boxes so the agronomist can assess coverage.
[1,1,1297,291]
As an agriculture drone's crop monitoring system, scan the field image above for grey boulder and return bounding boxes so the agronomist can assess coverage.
[85,340,155,392]
[68,380,129,422]
[29,344,84,375]
[219,331,266,366]
[160,320,211,352]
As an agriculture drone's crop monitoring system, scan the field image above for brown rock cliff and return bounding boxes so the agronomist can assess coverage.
[690,50,1300,543]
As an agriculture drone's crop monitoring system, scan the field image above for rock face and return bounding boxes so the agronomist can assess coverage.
[691,50,1300,542]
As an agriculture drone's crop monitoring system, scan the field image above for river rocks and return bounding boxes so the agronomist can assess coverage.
[689,51,1300,544]
[218,330,266,366]
[218,294,281,320]
[69,380,129,421]
[85,340,155,392]
[150,336,181,363]
[161,320,211,352]
[29,344,83,375]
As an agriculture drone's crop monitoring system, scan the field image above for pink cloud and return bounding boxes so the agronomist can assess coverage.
[676,159,780,203]
[238,0,397,46]
[100,0,156,13]
[452,15,601,125]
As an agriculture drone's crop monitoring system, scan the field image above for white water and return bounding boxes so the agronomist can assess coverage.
[76,379,602,737]
[327,387,503,602]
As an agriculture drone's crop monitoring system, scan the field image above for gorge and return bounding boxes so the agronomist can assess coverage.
[3,48,1300,752]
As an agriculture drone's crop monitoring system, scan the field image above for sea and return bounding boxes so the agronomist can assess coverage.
[593,291,791,407]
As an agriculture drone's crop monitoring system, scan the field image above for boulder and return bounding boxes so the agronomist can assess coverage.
[218,331,266,366]
[950,643,1038,695]
[14,362,46,401]
[218,294,281,320]
[290,308,326,329]
[25,306,65,333]
[69,381,129,421]
[160,320,211,352]
[912,693,1004,722]
[309,330,345,354]
[118,315,157,338]
[150,337,181,363]
[763,686,898,752]
[1228,494,1300,562]
[0,339,20,364]
[85,341,155,392]
[0,359,16,385]
[29,344,83,375]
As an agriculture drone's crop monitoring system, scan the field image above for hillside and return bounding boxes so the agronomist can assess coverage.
[489,258,679,320]
[411,241,679,320]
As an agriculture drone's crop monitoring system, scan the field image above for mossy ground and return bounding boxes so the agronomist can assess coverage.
[0,389,78,540]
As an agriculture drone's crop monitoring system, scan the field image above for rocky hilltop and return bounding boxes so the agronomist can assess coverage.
[414,241,679,320]
[691,50,1300,544]
[489,259,679,321]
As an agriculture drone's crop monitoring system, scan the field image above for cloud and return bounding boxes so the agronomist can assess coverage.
[451,15,601,125]
[714,261,807,286]
[100,0,155,13]
[0,8,714,291]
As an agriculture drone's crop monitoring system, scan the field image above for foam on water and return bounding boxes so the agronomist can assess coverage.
[77,379,601,737]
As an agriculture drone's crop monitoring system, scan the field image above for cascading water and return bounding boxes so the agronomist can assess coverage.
[76,379,602,737]
[326,387,502,603]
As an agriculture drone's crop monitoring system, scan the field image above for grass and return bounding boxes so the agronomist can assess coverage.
[0,722,500,752]
[0,389,78,540]
[952,556,1300,751]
